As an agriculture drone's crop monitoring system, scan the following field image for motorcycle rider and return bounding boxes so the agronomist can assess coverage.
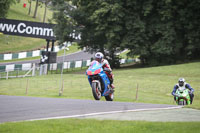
[171,78,194,104]
[94,52,115,89]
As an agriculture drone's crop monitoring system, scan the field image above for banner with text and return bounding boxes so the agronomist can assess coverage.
[0,19,56,40]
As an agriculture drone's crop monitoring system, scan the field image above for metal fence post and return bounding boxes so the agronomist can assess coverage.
[44,64,48,75]
[136,83,139,101]
[59,45,67,96]
[39,64,43,76]
[32,63,36,76]
[6,71,9,80]
[26,78,29,95]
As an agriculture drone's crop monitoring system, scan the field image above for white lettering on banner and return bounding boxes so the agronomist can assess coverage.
[0,23,16,32]
[0,23,5,31]
[0,19,83,40]
[0,22,55,37]
[17,23,54,36]
[17,23,26,33]
[32,27,43,35]
[26,26,33,34]
[43,28,54,36]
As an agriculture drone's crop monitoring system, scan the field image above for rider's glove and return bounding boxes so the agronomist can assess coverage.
[174,94,180,97]
[104,68,111,72]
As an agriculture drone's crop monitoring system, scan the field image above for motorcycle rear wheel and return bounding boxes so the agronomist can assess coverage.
[92,82,101,100]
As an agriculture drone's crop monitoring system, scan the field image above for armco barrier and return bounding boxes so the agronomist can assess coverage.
[0,45,66,61]
[0,58,137,72]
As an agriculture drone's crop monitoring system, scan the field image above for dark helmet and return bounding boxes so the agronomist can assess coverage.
[178,78,185,87]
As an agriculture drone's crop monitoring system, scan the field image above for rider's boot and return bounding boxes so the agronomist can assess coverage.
[111,84,115,89]
[110,84,115,93]
[190,93,194,104]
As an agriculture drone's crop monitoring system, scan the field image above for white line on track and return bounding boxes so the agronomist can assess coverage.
[27,106,182,122]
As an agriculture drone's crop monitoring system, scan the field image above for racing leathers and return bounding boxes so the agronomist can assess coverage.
[100,59,115,89]
[171,83,194,104]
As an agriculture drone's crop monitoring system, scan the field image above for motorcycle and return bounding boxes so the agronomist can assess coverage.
[175,86,191,105]
[86,60,114,101]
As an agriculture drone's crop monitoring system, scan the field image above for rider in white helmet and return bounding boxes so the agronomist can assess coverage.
[94,52,115,89]
[171,78,194,104]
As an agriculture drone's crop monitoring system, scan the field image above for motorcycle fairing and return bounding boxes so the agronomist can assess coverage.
[87,60,111,96]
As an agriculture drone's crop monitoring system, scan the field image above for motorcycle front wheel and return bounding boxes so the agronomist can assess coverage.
[92,82,101,100]
[105,92,114,101]
[178,100,186,105]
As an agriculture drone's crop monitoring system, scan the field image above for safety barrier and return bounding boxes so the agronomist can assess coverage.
[0,58,136,72]
[0,45,66,61]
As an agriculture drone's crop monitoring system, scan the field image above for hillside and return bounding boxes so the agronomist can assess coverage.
[0,61,199,109]
[0,1,54,54]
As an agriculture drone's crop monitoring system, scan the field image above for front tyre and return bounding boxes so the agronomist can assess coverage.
[105,92,114,101]
[178,100,186,105]
[92,82,101,100]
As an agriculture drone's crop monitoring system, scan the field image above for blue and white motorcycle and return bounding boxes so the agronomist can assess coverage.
[86,60,114,101]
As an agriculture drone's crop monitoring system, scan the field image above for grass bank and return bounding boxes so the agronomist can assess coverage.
[0,61,199,109]
[0,119,200,133]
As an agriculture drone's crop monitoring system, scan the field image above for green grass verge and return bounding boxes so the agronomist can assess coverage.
[0,119,200,133]
[0,61,200,109]
[0,1,53,54]
[0,35,46,54]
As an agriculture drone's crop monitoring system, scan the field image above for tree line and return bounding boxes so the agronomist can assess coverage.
[2,0,200,67]
[51,0,200,67]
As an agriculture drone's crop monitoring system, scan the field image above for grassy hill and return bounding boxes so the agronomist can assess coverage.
[0,61,199,109]
[0,1,53,54]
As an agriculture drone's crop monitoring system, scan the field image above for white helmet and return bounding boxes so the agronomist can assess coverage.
[178,78,185,87]
[95,52,104,62]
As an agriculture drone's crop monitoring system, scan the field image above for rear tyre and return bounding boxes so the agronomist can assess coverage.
[105,92,114,101]
[92,82,101,100]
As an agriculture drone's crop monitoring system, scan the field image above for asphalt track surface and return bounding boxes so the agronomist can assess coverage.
[0,50,95,66]
[0,95,186,123]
